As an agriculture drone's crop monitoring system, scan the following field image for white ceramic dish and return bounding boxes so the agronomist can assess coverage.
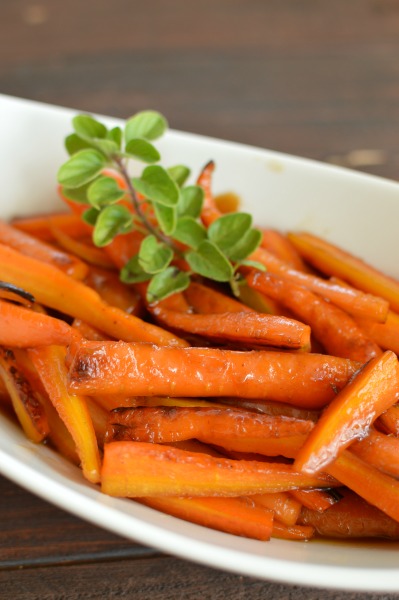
[1,94,399,592]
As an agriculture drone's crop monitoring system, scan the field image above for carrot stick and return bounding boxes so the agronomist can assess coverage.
[138,495,274,541]
[67,340,360,409]
[101,441,336,497]
[271,520,315,541]
[197,160,219,226]
[0,218,89,280]
[29,345,101,483]
[0,243,186,346]
[356,310,399,355]
[295,351,399,474]
[86,267,144,317]
[0,347,49,443]
[290,489,339,512]
[376,404,399,436]
[50,226,115,269]
[326,451,399,524]
[350,428,399,479]
[184,281,254,314]
[149,304,311,350]
[261,228,308,271]
[246,271,382,362]
[251,492,302,526]
[0,299,78,348]
[105,406,315,455]
[12,212,89,242]
[298,489,399,539]
[288,231,399,313]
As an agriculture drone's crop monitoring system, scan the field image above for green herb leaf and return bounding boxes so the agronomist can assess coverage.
[82,207,100,226]
[177,186,204,218]
[125,138,161,163]
[138,235,174,274]
[238,258,267,271]
[125,110,167,143]
[146,267,190,303]
[57,149,106,189]
[153,202,177,236]
[132,165,180,207]
[226,228,262,261]
[87,176,125,209]
[120,255,152,284]
[173,216,207,249]
[168,165,191,187]
[94,139,120,156]
[185,240,233,282]
[73,115,107,141]
[65,133,94,156]
[93,204,133,247]
[208,212,252,253]
[107,127,122,149]
[61,180,94,204]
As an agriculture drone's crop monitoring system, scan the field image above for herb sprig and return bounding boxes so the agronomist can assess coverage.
[57,111,264,302]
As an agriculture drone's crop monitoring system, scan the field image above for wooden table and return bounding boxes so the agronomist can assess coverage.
[1,1,399,598]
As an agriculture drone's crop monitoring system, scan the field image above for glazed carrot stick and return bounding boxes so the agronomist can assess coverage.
[295,351,399,474]
[197,160,219,226]
[86,267,144,317]
[149,304,311,349]
[251,492,302,526]
[105,406,315,455]
[138,495,274,541]
[67,340,360,409]
[356,310,399,355]
[12,212,89,242]
[184,281,254,314]
[101,441,336,497]
[29,345,101,483]
[271,520,315,541]
[376,404,399,436]
[290,489,339,512]
[350,429,399,479]
[0,347,49,443]
[260,228,308,271]
[246,271,382,362]
[0,243,186,346]
[0,218,89,280]
[326,451,399,524]
[287,231,399,313]
[298,489,399,539]
[0,299,78,348]
[50,226,116,269]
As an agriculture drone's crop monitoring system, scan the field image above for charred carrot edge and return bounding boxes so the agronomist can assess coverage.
[0,347,49,443]
[298,489,399,539]
[50,226,116,269]
[251,492,302,526]
[149,305,311,350]
[295,351,399,474]
[0,218,89,280]
[29,345,101,483]
[290,489,339,512]
[0,299,79,348]
[350,429,399,479]
[12,212,89,242]
[184,281,254,314]
[67,340,360,409]
[0,243,186,346]
[138,496,274,541]
[326,451,399,524]
[246,271,381,362]
[288,231,399,314]
[101,441,336,497]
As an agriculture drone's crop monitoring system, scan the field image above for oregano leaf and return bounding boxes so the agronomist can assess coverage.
[138,235,174,274]
[146,267,190,303]
[120,255,152,284]
[132,165,180,207]
[208,212,252,253]
[153,202,177,236]
[225,228,263,261]
[65,133,94,156]
[168,165,191,187]
[57,149,106,189]
[178,186,204,218]
[125,138,161,163]
[125,110,167,143]
[87,176,125,209]
[73,115,107,141]
[185,240,233,282]
[93,204,133,247]
[173,216,207,249]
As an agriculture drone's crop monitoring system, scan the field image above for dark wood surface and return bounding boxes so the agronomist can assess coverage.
[1,1,399,598]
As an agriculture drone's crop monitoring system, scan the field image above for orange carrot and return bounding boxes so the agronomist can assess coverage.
[376,404,399,436]
[251,492,302,526]
[50,226,115,269]
[197,160,219,226]
[0,218,89,280]
[288,231,399,313]
[261,228,308,271]
[149,304,311,350]
[290,489,339,512]
[247,271,382,362]
[298,489,399,539]
[184,281,254,314]
[271,520,315,541]
[67,340,360,409]
[12,212,89,242]
[350,428,399,479]
[29,345,101,483]
[0,243,186,346]
[86,266,144,317]
[0,299,78,348]
[138,495,274,541]
[295,351,399,474]
[356,310,399,355]
[101,441,336,497]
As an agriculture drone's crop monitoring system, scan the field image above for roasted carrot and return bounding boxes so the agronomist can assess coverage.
[350,428,399,479]
[298,489,399,539]
[184,281,253,314]
[295,351,399,474]
[356,310,399,355]
[247,271,381,362]
[251,492,302,526]
[0,218,89,280]
[271,520,315,541]
[260,228,308,271]
[29,345,101,483]
[101,441,336,497]
[197,160,219,226]
[0,243,186,346]
[288,231,399,314]
[0,347,49,443]
[86,266,144,317]
[0,299,79,348]
[50,226,115,269]
[376,404,399,436]
[67,340,360,409]
[12,212,89,242]
[149,304,311,350]
[290,489,339,512]
[138,495,274,541]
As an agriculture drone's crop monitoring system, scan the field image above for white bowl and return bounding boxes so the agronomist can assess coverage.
[1,94,399,592]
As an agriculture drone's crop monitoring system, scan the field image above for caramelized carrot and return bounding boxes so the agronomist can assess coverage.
[350,428,399,479]
[271,520,315,541]
[251,492,302,526]
[184,281,253,314]
[86,266,144,317]
[0,299,78,348]
[290,489,339,512]
[101,441,336,497]
[12,212,89,242]
[0,218,89,280]
[288,231,399,313]
[261,228,308,271]
[0,243,186,346]
[247,271,381,362]
[376,404,399,436]
[356,310,399,355]
[67,340,360,409]
[138,496,274,541]
[50,226,115,269]
[295,351,399,474]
